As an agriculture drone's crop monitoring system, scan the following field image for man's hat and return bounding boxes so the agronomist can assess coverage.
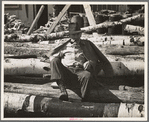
[68,23,84,35]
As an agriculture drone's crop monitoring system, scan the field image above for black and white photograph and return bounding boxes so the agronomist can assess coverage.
[1,1,148,121]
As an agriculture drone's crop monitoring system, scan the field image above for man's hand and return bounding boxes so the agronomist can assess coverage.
[73,62,83,68]
[83,60,94,72]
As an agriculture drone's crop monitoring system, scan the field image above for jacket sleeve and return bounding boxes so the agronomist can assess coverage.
[45,39,71,58]
[89,41,114,77]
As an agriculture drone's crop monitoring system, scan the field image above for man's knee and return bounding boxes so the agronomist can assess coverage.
[81,71,91,79]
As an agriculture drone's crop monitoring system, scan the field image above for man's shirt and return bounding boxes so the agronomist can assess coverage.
[61,42,87,67]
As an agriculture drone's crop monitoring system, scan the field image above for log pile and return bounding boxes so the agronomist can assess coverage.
[4,12,144,43]
[4,80,144,104]
[4,58,144,76]
[4,13,29,34]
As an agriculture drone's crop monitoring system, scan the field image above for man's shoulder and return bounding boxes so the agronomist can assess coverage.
[81,39,94,45]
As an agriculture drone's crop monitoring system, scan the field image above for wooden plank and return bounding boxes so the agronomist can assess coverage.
[27,5,45,35]
[46,4,71,35]
[83,4,98,36]
[83,4,96,26]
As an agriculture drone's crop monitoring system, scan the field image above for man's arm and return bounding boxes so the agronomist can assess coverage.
[41,39,71,62]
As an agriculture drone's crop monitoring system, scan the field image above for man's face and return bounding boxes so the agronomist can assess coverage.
[69,33,81,41]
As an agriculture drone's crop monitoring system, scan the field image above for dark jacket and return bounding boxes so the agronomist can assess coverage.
[46,39,114,77]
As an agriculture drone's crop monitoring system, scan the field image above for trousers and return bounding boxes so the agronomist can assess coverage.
[50,57,94,98]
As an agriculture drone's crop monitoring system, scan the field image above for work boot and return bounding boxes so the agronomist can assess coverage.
[56,80,68,101]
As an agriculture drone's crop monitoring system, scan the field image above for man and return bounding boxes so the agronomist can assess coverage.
[45,22,114,101]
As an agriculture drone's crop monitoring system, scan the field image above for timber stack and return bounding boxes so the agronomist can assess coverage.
[3,4,145,118]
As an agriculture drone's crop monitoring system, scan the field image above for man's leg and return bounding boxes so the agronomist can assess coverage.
[50,57,77,101]
[76,70,93,100]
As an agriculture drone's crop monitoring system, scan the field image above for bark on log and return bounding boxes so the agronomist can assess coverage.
[4,34,34,42]
[4,82,144,104]
[46,31,69,40]
[119,85,144,92]
[4,92,144,117]
[4,59,50,75]
[4,55,37,59]
[124,24,144,35]
[4,59,144,76]
[105,46,144,55]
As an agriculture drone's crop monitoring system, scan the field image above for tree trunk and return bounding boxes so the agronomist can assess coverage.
[4,82,144,104]
[124,24,144,35]
[81,14,143,32]
[4,92,144,117]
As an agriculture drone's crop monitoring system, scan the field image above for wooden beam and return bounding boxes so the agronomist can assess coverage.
[46,4,71,35]
[83,4,96,26]
[83,4,98,36]
[27,5,45,35]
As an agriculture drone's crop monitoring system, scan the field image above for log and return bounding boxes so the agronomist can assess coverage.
[4,59,144,76]
[4,34,34,42]
[81,14,143,32]
[4,82,144,104]
[87,36,144,46]
[4,55,37,59]
[119,85,144,92]
[46,31,69,40]
[4,58,50,75]
[45,14,143,40]
[105,46,144,55]
[124,24,144,35]
[4,92,144,117]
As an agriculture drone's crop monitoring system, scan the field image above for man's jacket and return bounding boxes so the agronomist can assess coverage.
[46,39,114,77]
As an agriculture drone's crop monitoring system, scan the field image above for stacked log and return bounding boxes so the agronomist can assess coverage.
[4,59,144,76]
[4,14,144,42]
[4,81,144,104]
[4,13,29,34]
[4,92,144,117]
